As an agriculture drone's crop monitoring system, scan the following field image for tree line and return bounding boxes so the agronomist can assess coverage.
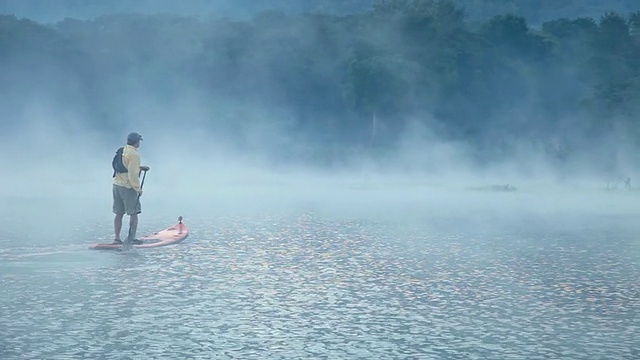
[1,0,639,167]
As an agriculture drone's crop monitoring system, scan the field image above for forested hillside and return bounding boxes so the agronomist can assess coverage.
[1,0,639,170]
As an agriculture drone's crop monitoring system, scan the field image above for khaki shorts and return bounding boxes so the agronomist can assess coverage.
[112,184,142,215]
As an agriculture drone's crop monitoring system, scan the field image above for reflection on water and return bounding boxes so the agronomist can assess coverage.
[1,212,639,359]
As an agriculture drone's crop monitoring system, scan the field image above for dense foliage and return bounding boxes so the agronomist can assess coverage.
[1,0,639,168]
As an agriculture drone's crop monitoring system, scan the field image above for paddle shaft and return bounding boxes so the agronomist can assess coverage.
[126,169,148,244]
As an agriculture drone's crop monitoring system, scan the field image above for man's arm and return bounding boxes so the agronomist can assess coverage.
[128,154,142,192]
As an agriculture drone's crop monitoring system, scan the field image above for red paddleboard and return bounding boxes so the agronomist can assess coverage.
[89,216,189,250]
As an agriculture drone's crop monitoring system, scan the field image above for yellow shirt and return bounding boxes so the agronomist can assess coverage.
[113,144,142,192]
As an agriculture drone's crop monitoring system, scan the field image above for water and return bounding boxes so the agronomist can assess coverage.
[1,192,639,359]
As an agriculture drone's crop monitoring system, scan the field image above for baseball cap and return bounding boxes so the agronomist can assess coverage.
[127,132,143,144]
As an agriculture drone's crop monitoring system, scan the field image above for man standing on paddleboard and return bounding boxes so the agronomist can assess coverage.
[112,132,150,245]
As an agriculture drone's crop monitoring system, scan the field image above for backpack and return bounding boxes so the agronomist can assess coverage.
[112,147,128,177]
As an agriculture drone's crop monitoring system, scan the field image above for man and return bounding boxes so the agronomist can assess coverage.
[112,132,150,245]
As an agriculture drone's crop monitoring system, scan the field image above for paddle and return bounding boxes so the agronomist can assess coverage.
[124,168,148,248]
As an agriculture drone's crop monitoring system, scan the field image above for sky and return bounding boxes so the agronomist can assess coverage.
[0,0,374,23]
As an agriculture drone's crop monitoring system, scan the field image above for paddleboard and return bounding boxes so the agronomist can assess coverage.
[89,216,189,250]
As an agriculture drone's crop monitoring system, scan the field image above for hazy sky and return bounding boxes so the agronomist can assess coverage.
[0,0,375,23]
[1,0,637,26]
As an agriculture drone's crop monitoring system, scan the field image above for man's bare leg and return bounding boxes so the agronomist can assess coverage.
[127,213,139,242]
[114,214,124,242]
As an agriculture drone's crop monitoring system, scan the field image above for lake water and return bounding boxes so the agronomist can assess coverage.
[1,189,639,359]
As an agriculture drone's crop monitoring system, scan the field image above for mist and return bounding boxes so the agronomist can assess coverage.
[1,0,640,238]
[3,5,640,360]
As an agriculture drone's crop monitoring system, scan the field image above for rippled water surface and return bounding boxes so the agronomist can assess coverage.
[1,195,640,359]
